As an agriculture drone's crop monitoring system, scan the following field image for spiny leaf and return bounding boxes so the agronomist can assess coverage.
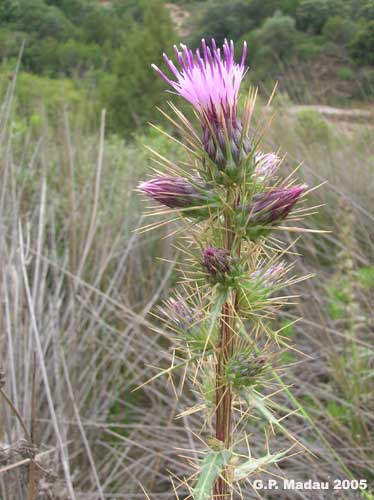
[246,392,300,445]
[234,450,288,482]
[193,450,232,500]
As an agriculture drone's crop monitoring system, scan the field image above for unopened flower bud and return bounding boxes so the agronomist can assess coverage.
[138,175,211,214]
[162,297,201,329]
[225,352,269,388]
[251,263,286,288]
[202,246,233,281]
[247,185,306,226]
[253,152,280,182]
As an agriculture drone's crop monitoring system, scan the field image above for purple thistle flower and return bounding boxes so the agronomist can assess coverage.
[153,39,247,122]
[202,246,232,279]
[247,185,306,226]
[153,39,250,169]
[138,175,210,210]
[254,152,280,182]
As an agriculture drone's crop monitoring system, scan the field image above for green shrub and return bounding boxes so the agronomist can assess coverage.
[193,1,255,46]
[350,21,374,65]
[357,0,374,21]
[81,7,123,46]
[337,66,354,81]
[322,16,357,46]
[0,0,76,41]
[357,266,374,290]
[294,34,325,58]
[57,39,102,75]
[14,72,82,117]
[327,400,350,421]
[0,28,26,59]
[296,0,349,34]
[255,12,297,61]
[326,279,351,320]
[105,0,175,134]
[357,66,374,97]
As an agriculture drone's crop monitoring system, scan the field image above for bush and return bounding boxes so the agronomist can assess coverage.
[45,0,89,23]
[357,66,374,97]
[337,66,355,81]
[105,0,175,133]
[15,72,82,111]
[34,5,76,40]
[193,1,255,46]
[294,34,324,58]
[0,0,76,41]
[357,1,374,21]
[24,37,61,74]
[81,7,122,46]
[58,40,102,76]
[296,0,349,34]
[357,266,374,290]
[0,28,26,59]
[243,12,298,81]
[350,21,374,65]
[255,12,298,60]
[322,16,357,46]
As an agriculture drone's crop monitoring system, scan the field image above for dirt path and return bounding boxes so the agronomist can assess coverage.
[165,3,191,38]
[288,104,374,122]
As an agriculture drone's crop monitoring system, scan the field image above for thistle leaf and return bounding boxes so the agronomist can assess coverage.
[193,450,232,500]
[234,450,288,481]
[247,392,295,441]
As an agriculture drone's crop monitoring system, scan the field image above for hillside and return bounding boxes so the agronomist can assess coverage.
[1,0,374,139]
[169,0,374,102]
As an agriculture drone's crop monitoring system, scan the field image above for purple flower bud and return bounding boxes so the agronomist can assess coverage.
[251,263,286,288]
[247,185,306,226]
[253,152,280,182]
[202,246,232,279]
[138,176,209,210]
[153,39,250,169]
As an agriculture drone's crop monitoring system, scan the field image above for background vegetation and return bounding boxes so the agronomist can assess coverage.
[1,0,374,134]
[0,0,373,498]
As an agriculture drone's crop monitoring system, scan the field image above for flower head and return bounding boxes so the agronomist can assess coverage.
[138,175,210,211]
[153,39,250,169]
[251,263,286,288]
[162,296,202,329]
[225,351,270,389]
[247,185,306,226]
[202,246,233,281]
[253,152,280,183]
[153,39,247,121]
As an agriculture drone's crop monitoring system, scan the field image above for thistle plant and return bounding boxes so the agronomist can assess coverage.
[138,39,315,499]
